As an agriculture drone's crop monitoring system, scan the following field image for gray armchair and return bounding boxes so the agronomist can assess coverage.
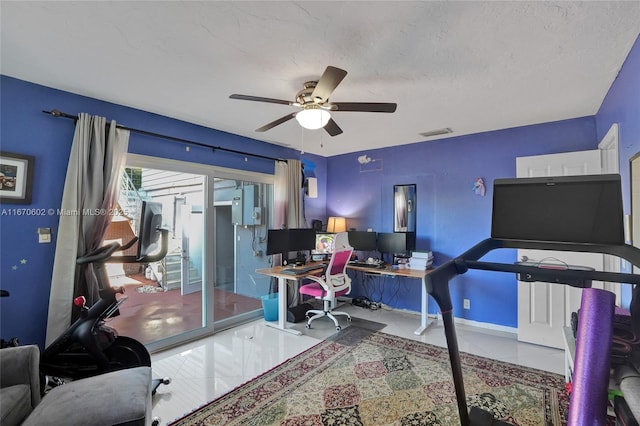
[0,345,154,426]
[0,345,41,426]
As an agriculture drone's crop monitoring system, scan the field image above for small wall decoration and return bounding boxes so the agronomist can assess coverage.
[358,154,383,172]
[473,177,486,197]
[0,152,35,204]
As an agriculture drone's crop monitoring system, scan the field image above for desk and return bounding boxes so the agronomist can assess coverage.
[346,264,434,335]
[255,263,325,335]
[256,263,434,336]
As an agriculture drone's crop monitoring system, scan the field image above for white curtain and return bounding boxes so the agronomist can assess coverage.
[273,159,303,229]
[272,159,304,303]
[273,161,288,231]
[46,114,130,345]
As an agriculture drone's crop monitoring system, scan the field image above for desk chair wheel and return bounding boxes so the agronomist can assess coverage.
[305,324,312,329]
[336,326,342,331]
[151,416,161,426]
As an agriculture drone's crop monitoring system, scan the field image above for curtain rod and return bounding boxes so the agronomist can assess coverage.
[43,109,286,163]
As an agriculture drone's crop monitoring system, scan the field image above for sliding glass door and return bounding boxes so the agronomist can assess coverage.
[106,154,274,352]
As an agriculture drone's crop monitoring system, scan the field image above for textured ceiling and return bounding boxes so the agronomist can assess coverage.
[2,1,639,157]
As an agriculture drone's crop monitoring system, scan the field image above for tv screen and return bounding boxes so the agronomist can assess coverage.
[377,232,411,255]
[491,174,624,245]
[348,231,377,251]
[137,201,163,258]
[315,233,336,254]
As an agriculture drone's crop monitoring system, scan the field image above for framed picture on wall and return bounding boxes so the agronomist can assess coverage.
[0,151,35,204]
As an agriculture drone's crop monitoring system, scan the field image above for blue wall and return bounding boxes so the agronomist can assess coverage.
[328,118,599,325]
[328,34,640,326]
[1,33,639,347]
[596,34,640,214]
[0,76,323,348]
[595,34,640,306]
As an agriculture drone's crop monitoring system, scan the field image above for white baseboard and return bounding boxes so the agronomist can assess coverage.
[435,313,517,335]
[340,298,518,335]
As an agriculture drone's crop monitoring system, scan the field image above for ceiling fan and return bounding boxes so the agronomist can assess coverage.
[229,66,397,136]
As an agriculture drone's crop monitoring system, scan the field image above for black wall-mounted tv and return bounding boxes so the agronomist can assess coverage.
[491,174,624,245]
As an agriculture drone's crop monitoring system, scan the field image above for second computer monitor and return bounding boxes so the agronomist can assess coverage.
[287,228,317,252]
[376,232,414,255]
[347,231,377,252]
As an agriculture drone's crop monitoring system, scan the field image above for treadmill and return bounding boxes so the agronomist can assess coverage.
[425,174,640,425]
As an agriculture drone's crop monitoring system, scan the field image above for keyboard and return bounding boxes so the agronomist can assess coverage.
[349,261,385,269]
[280,264,326,275]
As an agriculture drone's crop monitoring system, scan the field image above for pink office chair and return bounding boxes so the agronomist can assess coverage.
[299,247,353,331]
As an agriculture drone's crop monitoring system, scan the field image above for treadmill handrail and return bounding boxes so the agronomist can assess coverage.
[425,238,640,425]
[457,238,640,264]
[452,238,640,284]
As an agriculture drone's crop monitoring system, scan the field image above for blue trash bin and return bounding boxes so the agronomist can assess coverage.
[261,294,278,321]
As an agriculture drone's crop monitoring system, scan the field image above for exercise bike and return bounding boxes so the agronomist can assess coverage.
[41,201,171,396]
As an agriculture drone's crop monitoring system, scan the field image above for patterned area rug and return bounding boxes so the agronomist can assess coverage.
[169,326,568,425]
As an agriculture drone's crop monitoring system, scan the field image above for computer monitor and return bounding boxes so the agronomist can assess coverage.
[314,233,336,254]
[377,232,412,256]
[491,174,624,245]
[267,228,317,256]
[266,229,289,255]
[137,201,163,258]
[348,231,377,251]
[288,228,317,252]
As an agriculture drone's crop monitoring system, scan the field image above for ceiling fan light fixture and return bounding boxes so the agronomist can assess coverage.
[296,107,331,130]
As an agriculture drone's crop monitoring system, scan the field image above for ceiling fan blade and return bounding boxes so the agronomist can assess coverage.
[230,94,294,106]
[311,66,348,103]
[331,102,397,113]
[256,113,297,132]
[324,118,343,136]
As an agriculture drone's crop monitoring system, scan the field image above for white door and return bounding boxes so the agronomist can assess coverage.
[516,150,602,348]
[599,124,623,300]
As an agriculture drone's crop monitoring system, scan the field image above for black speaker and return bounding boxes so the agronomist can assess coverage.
[287,303,313,323]
[312,219,322,232]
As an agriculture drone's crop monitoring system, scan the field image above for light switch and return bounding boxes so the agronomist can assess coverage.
[37,227,51,243]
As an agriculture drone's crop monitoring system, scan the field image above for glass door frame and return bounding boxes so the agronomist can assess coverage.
[127,154,274,353]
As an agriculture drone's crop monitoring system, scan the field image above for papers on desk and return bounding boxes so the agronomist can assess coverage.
[408,251,433,270]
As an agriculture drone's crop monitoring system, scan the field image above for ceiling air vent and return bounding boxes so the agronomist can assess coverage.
[419,128,453,138]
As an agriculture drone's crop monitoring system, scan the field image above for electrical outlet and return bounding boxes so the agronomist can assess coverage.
[463,299,470,310]
[253,250,262,257]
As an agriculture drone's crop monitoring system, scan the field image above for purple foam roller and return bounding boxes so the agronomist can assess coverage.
[568,288,615,425]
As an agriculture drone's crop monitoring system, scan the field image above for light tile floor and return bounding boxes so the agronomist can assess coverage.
[150,305,565,425]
